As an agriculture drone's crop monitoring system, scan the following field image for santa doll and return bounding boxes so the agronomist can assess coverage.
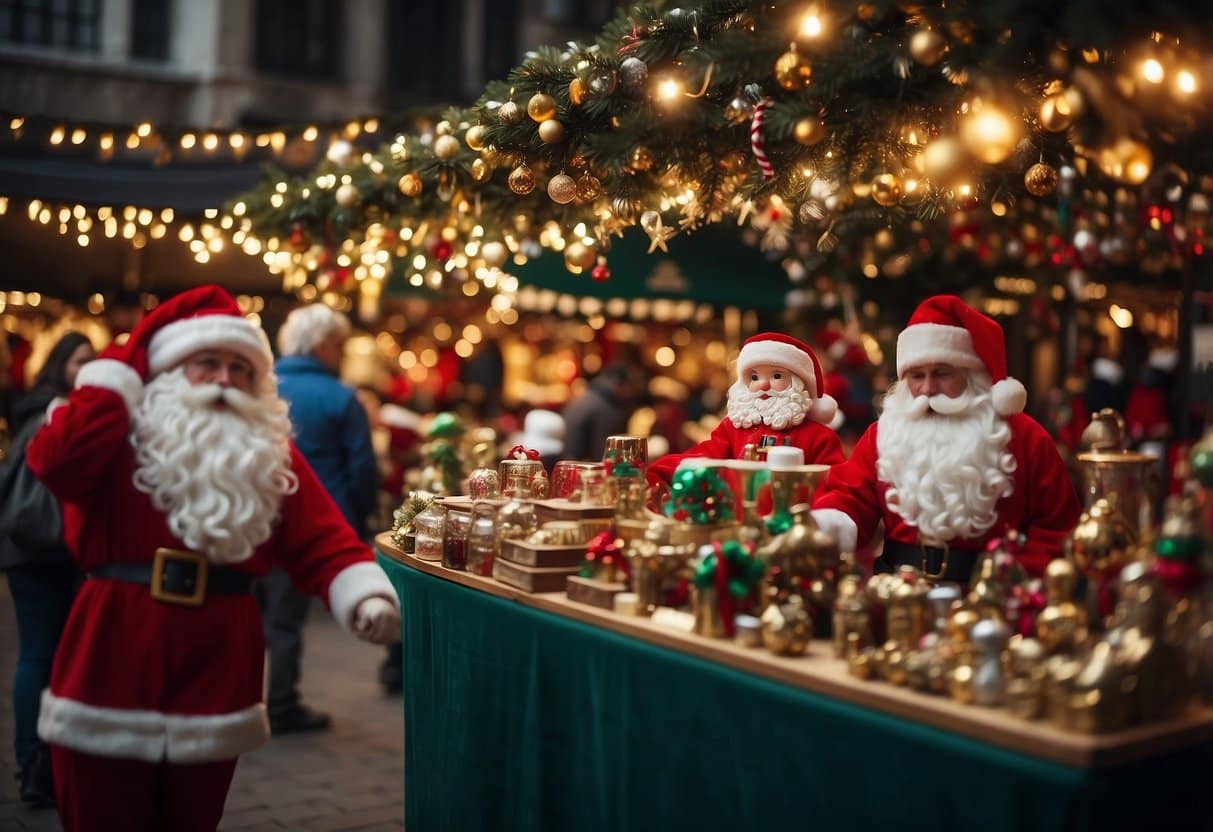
[812,295,1081,582]
[647,332,845,489]
[27,285,400,831]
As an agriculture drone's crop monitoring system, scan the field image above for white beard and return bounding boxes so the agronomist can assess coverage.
[131,368,299,564]
[875,373,1016,545]
[726,375,810,430]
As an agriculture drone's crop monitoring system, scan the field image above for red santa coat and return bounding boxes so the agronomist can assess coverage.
[812,413,1081,576]
[26,360,394,764]
[648,417,845,486]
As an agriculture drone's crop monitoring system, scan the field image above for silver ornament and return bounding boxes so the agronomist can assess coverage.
[798,200,826,223]
[619,57,648,88]
[724,96,754,125]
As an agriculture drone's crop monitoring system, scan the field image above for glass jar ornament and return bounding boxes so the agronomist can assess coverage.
[442,510,471,571]
[412,503,447,561]
[466,503,500,577]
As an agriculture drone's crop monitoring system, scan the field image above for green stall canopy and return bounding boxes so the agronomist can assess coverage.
[512,226,792,310]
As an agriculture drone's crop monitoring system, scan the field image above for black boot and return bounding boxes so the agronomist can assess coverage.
[19,746,56,808]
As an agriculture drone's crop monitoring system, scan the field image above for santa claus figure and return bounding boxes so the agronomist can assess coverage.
[648,333,845,487]
[27,285,401,831]
[812,295,1081,582]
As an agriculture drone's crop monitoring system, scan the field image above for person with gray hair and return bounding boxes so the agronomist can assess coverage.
[255,303,380,734]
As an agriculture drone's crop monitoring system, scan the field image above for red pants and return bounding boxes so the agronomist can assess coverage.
[52,745,237,832]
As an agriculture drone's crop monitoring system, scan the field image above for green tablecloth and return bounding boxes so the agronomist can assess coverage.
[378,552,1213,832]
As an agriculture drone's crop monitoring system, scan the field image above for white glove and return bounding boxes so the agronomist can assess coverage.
[353,596,401,645]
[811,509,858,554]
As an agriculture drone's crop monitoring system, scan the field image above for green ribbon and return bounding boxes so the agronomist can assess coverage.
[691,540,765,598]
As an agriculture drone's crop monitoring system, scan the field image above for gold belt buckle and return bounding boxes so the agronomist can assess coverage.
[920,540,950,581]
[150,547,208,606]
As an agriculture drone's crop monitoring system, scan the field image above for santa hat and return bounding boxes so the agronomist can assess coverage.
[736,332,838,425]
[896,295,1027,416]
[134,285,273,379]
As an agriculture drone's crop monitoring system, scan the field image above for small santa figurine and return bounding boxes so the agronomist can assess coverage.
[812,295,1082,582]
[647,332,845,488]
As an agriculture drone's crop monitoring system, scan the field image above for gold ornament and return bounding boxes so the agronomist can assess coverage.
[538,118,565,144]
[547,173,577,204]
[465,125,488,151]
[1024,162,1059,197]
[724,97,754,125]
[397,172,422,197]
[433,134,461,161]
[871,173,904,206]
[435,120,452,136]
[919,136,966,181]
[587,67,617,96]
[481,241,509,268]
[527,92,557,122]
[470,158,492,182]
[909,29,948,65]
[335,183,360,207]
[508,164,537,195]
[774,45,812,91]
[498,101,523,124]
[629,145,655,172]
[564,240,597,274]
[960,106,1021,165]
[1039,95,1073,132]
[793,117,827,146]
[569,77,587,106]
[576,174,602,201]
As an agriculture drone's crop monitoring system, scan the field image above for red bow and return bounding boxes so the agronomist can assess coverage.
[584,531,628,580]
[508,445,539,461]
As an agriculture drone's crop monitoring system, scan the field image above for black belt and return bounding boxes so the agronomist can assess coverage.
[877,540,979,584]
[89,548,253,606]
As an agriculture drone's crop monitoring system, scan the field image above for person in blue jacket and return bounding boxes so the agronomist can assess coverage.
[257,303,380,733]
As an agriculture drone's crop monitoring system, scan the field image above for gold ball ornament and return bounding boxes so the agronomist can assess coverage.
[433,134,461,161]
[435,120,452,136]
[397,172,423,197]
[793,117,827,146]
[569,77,587,106]
[587,67,618,96]
[564,240,597,274]
[959,106,1022,165]
[909,29,949,66]
[481,241,509,269]
[527,93,557,122]
[465,125,488,151]
[1039,95,1072,132]
[1024,162,1059,197]
[547,173,578,204]
[470,158,492,182]
[576,174,602,201]
[507,164,537,195]
[335,183,361,207]
[498,101,523,124]
[629,145,655,172]
[538,118,565,144]
[774,46,813,91]
[871,173,904,206]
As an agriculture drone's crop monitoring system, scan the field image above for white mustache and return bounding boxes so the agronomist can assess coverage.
[904,389,979,418]
[179,383,261,418]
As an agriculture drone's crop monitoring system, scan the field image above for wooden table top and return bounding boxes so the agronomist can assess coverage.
[377,532,1213,769]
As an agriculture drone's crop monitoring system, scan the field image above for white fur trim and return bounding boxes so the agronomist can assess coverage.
[328,561,398,636]
[828,406,846,432]
[736,341,818,397]
[991,377,1027,416]
[39,689,267,763]
[1148,348,1179,372]
[1090,357,1124,384]
[896,323,982,377]
[75,358,143,411]
[811,509,858,554]
[147,315,273,378]
[807,393,838,426]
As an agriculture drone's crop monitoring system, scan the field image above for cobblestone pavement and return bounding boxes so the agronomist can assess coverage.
[0,581,404,831]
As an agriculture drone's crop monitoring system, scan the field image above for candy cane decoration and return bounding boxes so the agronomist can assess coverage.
[750,97,775,180]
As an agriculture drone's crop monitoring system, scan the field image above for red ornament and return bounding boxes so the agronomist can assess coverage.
[433,240,453,261]
[591,256,610,282]
[289,223,308,252]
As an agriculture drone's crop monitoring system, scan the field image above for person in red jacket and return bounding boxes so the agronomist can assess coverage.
[648,332,845,489]
[812,296,1081,582]
[27,285,401,832]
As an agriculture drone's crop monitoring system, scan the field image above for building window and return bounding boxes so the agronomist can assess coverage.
[130,0,170,61]
[386,1,467,102]
[255,0,342,81]
[0,0,102,51]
